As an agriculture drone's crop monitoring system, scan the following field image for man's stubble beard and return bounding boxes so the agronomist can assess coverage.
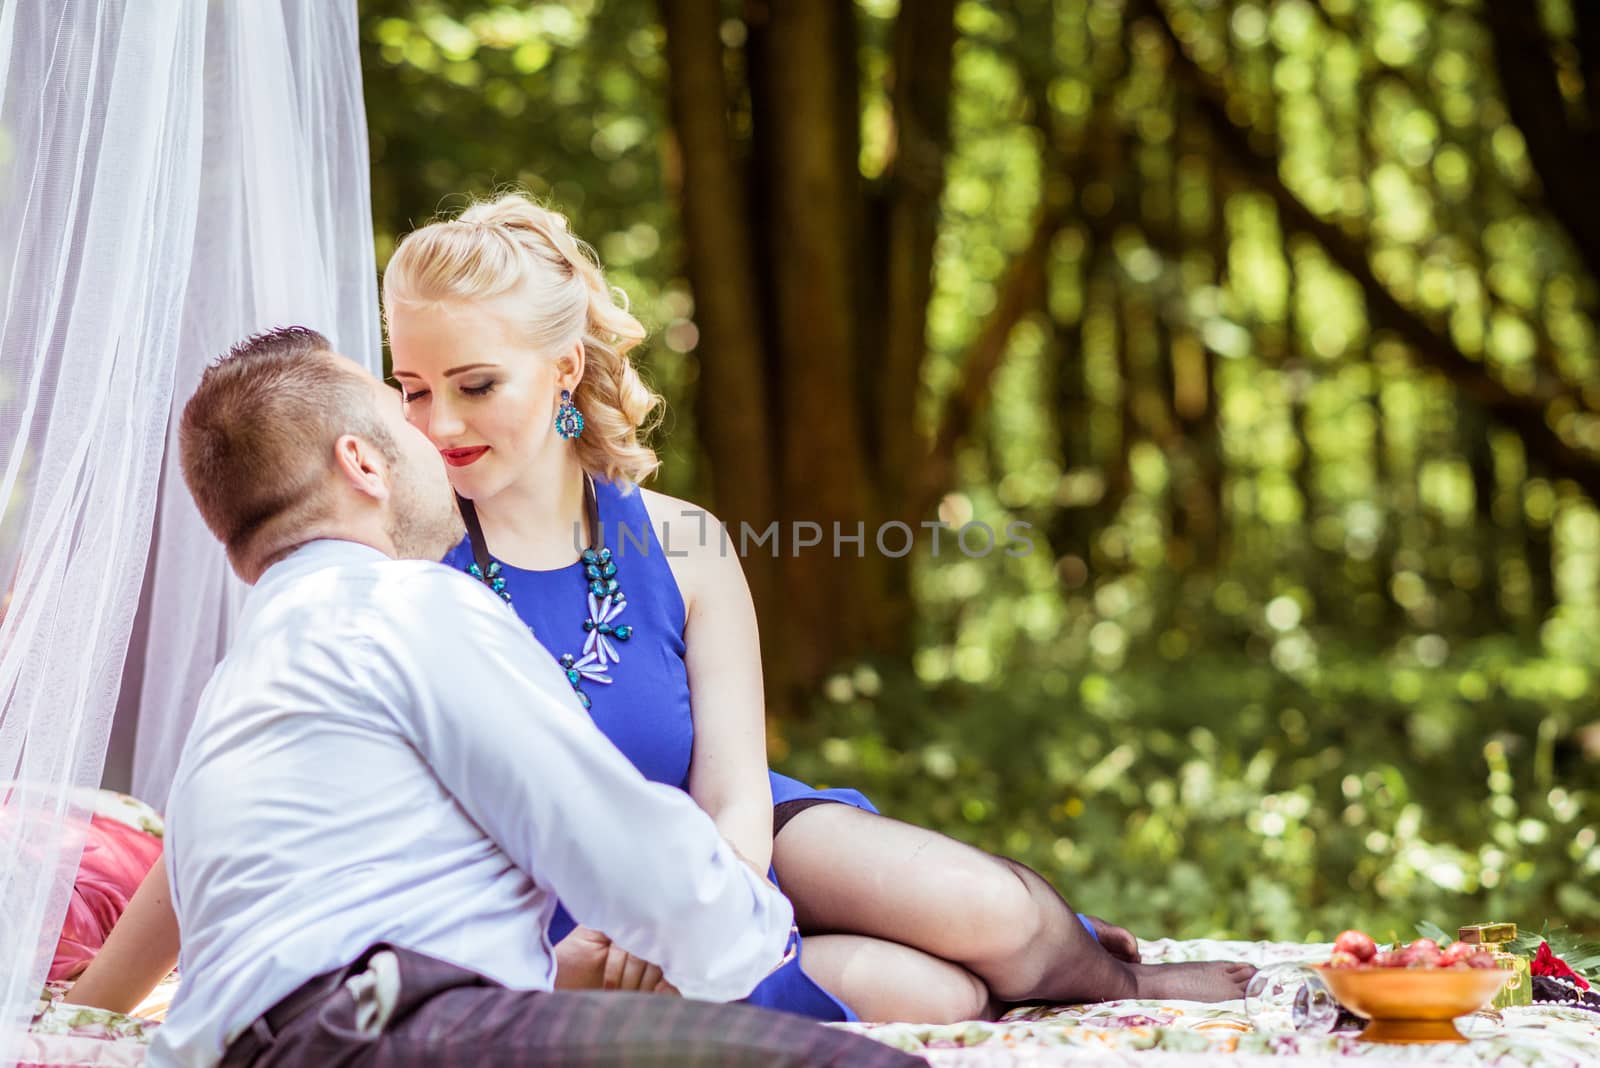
[387,462,466,562]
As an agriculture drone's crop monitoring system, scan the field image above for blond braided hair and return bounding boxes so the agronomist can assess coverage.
[384,193,662,484]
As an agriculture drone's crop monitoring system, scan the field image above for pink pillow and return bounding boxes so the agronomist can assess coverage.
[49,813,163,981]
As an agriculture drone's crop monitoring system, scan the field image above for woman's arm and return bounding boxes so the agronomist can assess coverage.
[644,492,776,873]
[61,859,180,1013]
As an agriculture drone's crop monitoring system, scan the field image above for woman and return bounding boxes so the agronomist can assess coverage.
[381,194,1252,1022]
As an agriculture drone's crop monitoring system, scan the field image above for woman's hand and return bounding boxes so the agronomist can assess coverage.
[1081,915,1141,962]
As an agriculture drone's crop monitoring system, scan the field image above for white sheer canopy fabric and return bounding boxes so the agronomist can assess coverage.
[0,1,377,1058]
[130,0,379,807]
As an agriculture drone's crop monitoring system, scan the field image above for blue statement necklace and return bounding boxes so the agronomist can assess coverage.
[457,475,632,709]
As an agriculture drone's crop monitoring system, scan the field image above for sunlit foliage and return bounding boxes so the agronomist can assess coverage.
[362,0,1600,939]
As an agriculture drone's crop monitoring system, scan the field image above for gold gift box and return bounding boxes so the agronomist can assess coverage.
[1458,923,1517,945]
[1458,922,1532,1009]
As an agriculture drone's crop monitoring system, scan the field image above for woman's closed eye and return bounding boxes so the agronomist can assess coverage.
[398,382,493,404]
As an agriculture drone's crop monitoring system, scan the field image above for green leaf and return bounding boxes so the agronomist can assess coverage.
[1415,920,1452,946]
[1493,923,1600,982]
[1508,924,1547,957]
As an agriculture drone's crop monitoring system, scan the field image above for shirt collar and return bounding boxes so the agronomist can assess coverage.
[252,538,392,594]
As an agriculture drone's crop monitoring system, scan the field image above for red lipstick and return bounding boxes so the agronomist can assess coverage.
[441,446,489,467]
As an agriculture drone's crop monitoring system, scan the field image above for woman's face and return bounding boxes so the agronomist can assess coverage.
[388,298,571,502]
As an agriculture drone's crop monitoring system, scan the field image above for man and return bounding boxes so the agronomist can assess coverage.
[148,327,914,1068]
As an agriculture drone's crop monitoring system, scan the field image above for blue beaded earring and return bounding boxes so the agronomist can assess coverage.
[555,389,585,440]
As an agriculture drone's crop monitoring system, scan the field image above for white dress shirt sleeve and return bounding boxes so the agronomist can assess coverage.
[383,569,793,1002]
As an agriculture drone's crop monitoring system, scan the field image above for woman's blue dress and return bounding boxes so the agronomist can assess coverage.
[442,477,874,1020]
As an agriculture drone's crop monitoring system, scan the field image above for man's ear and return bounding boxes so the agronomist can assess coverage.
[331,433,391,502]
[553,340,586,393]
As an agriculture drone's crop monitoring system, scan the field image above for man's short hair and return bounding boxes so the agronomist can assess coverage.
[179,326,398,570]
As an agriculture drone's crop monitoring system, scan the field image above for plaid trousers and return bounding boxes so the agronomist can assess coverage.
[222,944,919,1068]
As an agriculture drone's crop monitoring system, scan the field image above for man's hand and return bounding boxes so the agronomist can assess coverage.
[552,838,773,994]
[553,926,613,990]
[554,926,679,995]
[602,941,678,994]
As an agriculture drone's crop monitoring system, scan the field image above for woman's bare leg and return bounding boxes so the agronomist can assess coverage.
[773,806,1252,1004]
[799,934,994,1023]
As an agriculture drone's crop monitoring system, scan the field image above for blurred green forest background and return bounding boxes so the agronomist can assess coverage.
[359,0,1600,943]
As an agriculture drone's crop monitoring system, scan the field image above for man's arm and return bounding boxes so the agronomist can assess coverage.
[386,571,793,1002]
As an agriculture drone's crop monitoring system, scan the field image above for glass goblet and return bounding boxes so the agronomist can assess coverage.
[1243,962,1342,1034]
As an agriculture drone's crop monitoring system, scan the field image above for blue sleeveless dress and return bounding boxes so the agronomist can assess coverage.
[442,478,876,1021]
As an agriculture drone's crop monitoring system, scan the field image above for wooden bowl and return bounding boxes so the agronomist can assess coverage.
[1314,965,1510,1044]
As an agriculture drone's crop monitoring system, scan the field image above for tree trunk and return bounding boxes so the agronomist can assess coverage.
[870,0,958,652]
[1465,407,1511,633]
[659,0,1011,703]
[1046,247,1098,571]
[1485,4,1600,287]
[878,0,957,508]
[660,0,786,700]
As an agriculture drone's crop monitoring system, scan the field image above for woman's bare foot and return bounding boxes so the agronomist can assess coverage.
[1082,915,1140,962]
[1130,961,1255,1002]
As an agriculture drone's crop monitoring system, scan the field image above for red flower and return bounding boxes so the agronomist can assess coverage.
[1532,942,1592,990]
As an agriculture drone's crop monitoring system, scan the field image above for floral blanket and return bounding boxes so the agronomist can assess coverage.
[19,790,170,1068]
[25,935,1600,1065]
[842,939,1600,1066]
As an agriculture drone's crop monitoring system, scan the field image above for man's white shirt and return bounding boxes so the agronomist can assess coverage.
[148,540,793,1068]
